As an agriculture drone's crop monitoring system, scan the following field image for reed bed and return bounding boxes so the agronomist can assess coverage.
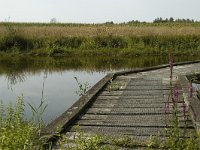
[1,24,200,38]
[0,22,200,56]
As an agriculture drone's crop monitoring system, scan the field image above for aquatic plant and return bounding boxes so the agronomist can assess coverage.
[169,52,173,80]
[28,98,48,136]
[182,102,188,119]
[172,83,179,103]
[164,101,170,114]
[28,73,48,136]
[74,77,91,96]
[188,81,193,98]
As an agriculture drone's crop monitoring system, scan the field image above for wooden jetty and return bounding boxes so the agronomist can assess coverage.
[43,61,200,149]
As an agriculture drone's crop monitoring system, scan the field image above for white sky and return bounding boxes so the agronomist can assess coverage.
[0,0,199,23]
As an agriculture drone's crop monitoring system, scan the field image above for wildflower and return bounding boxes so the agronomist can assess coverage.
[193,109,197,121]
[188,82,193,98]
[182,102,188,119]
[172,84,179,103]
[169,52,173,79]
[164,101,170,114]
[169,53,173,69]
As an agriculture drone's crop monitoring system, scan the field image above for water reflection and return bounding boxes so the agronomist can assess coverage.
[6,72,26,90]
[0,69,107,123]
[0,55,200,123]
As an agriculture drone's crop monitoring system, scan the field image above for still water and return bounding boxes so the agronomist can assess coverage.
[0,55,199,123]
[0,70,107,123]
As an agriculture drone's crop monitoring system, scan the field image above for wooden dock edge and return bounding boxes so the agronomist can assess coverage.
[42,73,114,147]
[179,75,200,132]
[42,60,200,147]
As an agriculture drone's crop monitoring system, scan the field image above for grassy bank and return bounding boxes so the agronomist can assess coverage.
[0,22,200,56]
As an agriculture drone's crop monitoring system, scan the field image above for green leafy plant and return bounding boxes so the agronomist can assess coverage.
[28,98,48,135]
[0,94,51,150]
[108,78,124,92]
[0,97,39,149]
[28,74,48,134]
[74,77,91,96]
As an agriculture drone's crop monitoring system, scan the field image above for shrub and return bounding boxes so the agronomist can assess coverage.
[94,35,128,49]
[0,35,32,52]
[53,37,84,49]
[49,47,65,56]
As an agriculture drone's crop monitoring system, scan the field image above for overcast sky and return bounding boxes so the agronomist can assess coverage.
[0,0,199,23]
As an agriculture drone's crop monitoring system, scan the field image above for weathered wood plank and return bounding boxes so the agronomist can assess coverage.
[69,126,195,137]
[91,102,188,108]
[94,99,164,104]
[60,132,168,149]
[94,100,184,105]
[97,95,164,99]
[101,89,174,93]
[85,107,186,115]
[74,119,193,128]
[106,87,171,91]
[79,114,192,121]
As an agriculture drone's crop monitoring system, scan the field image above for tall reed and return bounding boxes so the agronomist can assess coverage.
[0,23,200,56]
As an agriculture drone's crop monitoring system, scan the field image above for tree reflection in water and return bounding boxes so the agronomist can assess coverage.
[6,71,26,90]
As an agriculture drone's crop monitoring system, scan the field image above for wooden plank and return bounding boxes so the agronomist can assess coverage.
[69,126,195,137]
[54,132,152,150]
[79,114,192,121]
[94,99,164,104]
[102,89,173,93]
[121,89,179,93]
[74,119,193,128]
[120,90,171,96]
[62,132,169,147]
[85,107,186,115]
[112,87,171,90]
[97,95,163,99]
[91,103,188,108]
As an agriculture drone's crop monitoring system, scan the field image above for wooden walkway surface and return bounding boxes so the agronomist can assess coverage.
[43,62,200,149]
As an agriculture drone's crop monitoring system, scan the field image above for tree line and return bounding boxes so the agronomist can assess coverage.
[152,17,198,23]
[115,17,200,24]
